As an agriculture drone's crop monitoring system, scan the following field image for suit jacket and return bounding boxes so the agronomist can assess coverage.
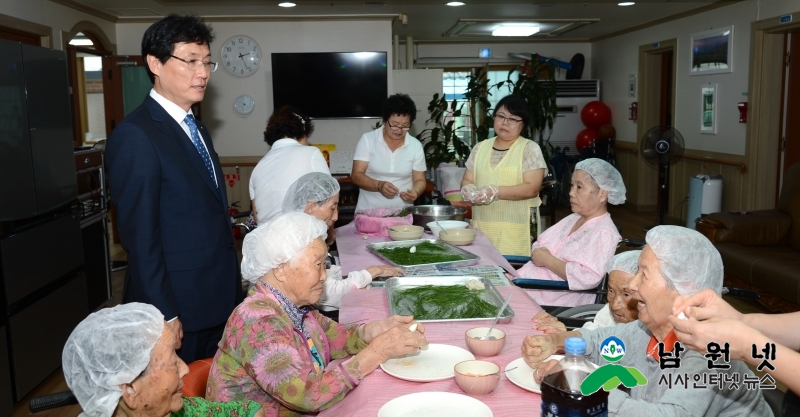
[106,95,242,332]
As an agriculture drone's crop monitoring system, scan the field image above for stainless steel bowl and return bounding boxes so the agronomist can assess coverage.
[408,205,467,230]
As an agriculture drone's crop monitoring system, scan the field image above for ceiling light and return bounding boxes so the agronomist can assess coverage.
[447,1,466,5]
[278,2,296,7]
[618,2,635,6]
[492,24,540,37]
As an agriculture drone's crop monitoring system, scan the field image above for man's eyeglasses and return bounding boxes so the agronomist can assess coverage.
[169,55,219,73]
[386,123,411,131]
[494,114,522,126]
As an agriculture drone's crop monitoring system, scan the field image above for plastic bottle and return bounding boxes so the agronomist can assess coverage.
[540,336,608,417]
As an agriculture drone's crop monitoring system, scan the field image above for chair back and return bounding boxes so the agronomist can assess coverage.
[182,358,214,398]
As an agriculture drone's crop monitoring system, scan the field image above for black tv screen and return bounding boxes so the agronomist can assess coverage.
[271,52,388,119]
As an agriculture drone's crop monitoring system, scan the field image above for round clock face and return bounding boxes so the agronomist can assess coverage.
[221,36,262,77]
[234,94,255,115]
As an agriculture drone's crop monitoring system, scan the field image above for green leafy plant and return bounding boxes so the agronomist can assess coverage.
[418,94,472,169]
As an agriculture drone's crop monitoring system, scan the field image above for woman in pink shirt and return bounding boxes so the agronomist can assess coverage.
[516,158,626,307]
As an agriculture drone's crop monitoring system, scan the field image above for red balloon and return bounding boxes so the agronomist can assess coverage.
[576,129,599,153]
[581,101,612,129]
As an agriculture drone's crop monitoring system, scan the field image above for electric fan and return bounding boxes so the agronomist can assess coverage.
[640,126,685,225]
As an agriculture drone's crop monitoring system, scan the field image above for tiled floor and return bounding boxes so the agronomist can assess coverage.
[8,206,779,415]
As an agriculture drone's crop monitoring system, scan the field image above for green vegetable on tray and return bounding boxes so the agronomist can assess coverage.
[391,284,499,320]
[373,241,464,266]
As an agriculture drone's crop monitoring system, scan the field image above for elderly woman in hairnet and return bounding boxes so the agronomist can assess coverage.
[530,250,642,334]
[522,226,772,417]
[207,212,428,416]
[282,172,404,312]
[62,303,264,417]
[516,158,626,307]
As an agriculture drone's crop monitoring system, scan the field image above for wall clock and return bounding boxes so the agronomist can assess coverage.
[234,94,255,116]
[221,36,262,77]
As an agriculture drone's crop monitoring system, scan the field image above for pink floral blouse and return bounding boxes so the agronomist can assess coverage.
[516,212,620,307]
[206,288,368,417]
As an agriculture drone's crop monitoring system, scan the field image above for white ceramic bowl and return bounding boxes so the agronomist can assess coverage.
[439,228,477,246]
[427,220,469,238]
[387,225,425,241]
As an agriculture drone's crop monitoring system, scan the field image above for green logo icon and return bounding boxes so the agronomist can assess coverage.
[580,336,648,395]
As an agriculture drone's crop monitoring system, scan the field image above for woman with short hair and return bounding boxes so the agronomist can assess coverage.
[249,105,328,225]
[351,94,427,210]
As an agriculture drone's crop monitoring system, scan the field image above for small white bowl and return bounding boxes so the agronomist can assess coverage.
[427,220,469,238]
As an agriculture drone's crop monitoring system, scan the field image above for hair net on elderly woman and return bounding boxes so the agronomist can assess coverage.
[606,250,640,276]
[282,172,340,213]
[62,303,164,417]
[575,158,626,205]
[646,225,723,296]
[241,212,328,283]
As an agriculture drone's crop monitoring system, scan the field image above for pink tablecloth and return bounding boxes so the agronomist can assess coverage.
[335,222,519,277]
[317,285,546,416]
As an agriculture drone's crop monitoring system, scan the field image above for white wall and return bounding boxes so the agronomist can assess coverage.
[117,19,392,156]
[592,0,800,155]
[408,42,592,81]
[2,0,116,49]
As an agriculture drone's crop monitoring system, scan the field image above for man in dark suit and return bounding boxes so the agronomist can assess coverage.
[106,14,242,363]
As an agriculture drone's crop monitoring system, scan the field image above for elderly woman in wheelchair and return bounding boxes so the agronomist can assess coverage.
[516,158,626,307]
[531,250,641,333]
[522,226,772,417]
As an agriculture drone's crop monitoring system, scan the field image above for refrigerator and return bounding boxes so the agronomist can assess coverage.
[0,39,88,407]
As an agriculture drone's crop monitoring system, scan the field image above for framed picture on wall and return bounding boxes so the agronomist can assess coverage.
[690,26,733,75]
[700,84,717,134]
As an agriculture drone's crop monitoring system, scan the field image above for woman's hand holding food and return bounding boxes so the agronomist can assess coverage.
[672,288,744,323]
[522,334,557,370]
[362,315,424,344]
[460,184,478,202]
[400,189,419,203]
[471,185,500,204]
[670,316,759,361]
[377,181,400,198]
[367,324,428,361]
[365,265,405,280]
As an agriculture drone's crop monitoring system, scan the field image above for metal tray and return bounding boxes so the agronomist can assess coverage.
[366,239,480,270]
[385,276,514,323]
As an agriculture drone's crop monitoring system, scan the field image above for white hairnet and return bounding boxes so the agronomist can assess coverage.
[606,250,640,276]
[282,172,340,213]
[575,158,626,205]
[241,212,328,283]
[62,303,164,417]
[646,225,723,296]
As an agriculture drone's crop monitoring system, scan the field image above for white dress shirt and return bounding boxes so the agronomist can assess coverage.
[353,127,426,211]
[148,89,218,185]
[249,139,331,224]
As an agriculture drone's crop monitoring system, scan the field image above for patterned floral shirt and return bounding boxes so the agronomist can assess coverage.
[206,285,368,416]
[173,397,262,417]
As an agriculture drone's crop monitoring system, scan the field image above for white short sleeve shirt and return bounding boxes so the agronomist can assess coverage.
[353,127,426,211]
[249,139,331,224]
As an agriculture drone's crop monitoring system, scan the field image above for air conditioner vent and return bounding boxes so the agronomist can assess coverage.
[539,80,600,98]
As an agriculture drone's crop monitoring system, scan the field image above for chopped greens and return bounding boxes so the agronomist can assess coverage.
[391,284,499,320]
[374,241,464,266]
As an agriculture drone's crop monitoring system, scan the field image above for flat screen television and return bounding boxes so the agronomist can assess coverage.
[271,52,388,119]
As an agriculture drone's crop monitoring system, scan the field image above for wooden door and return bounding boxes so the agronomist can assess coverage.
[783,32,800,178]
[101,55,147,137]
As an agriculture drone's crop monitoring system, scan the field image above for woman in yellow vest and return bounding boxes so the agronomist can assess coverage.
[460,95,547,256]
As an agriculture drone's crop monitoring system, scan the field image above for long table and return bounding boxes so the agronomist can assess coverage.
[319,223,545,415]
[318,285,546,416]
[334,222,520,277]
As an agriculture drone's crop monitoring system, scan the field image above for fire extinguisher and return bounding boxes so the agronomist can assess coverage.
[229,201,241,240]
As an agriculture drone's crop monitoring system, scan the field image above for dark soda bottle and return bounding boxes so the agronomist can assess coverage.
[540,337,608,417]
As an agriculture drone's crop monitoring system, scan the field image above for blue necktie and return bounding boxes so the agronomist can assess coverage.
[184,114,217,187]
